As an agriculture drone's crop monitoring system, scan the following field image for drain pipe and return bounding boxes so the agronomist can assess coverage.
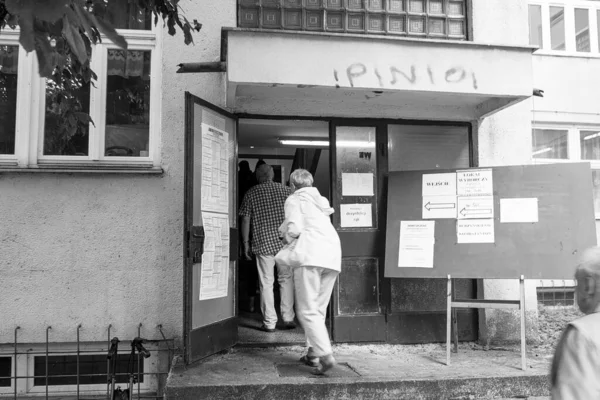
[177,62,227,73]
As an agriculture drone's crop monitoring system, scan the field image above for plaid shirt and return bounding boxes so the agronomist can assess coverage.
[239,181,292,256]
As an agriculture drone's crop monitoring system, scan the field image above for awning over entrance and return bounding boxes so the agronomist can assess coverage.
[222,29,535,121]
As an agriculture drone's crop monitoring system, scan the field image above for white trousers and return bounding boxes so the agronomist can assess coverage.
[255,254,295,329]
[294,266,338,357]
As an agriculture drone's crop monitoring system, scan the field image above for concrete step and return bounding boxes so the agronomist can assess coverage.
[165,344,553,400]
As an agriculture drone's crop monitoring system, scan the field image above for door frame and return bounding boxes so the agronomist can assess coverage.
[184,110,476,360]
[183,92,239,364]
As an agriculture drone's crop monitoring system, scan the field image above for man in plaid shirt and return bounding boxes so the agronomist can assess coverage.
[239,164,295,332]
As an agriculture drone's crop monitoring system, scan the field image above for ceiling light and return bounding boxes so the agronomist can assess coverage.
[583,132,600,141]
[532,147,552,156]
[278,138,376,148]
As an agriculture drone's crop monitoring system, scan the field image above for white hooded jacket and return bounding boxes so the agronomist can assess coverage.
[278,187,341,272]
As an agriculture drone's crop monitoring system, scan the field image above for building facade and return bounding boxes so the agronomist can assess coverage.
[0,0,562,396]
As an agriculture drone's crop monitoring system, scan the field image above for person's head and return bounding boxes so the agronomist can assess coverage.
[289,169,314,191]
[255,163,274,184]
[239,160,250,172]
[255,159,266,171]
[574,247,600,314]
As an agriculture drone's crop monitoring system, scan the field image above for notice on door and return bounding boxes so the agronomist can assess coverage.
[456,219,495,244]
[398,221,435,268]
[422,173,457,197]
[342,173,374,196]
[201,123,229,214]
[199,212,230,300]
[340,203,373,228]
[457,169,493,196]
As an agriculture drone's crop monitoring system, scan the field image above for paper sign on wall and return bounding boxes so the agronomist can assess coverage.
[500,198,539,223]
[342,173,374,196]
[422,195,457,219]
[340,203,373,227]
[199,212,230,300]
[398,221,435,268]
[422,173,457,197]
[457,169,493,196]
[457,196,494,219]
[456,219,495,243]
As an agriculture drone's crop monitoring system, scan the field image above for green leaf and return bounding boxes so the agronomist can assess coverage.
[89,13,127,49]
[16,11,35,51]
[62,15,88,64]
[34,31,55,77]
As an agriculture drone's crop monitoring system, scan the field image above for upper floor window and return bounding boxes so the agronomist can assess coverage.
[529,0,600,55]
[0,2,162,168]
[238,0,468,40]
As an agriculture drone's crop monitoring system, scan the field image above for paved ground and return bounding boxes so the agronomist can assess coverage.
[166,342,554,399]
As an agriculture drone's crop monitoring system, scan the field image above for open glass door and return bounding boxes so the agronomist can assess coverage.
[184,92,238,364]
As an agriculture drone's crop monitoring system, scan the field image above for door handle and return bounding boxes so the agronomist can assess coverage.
[191,226,205,263]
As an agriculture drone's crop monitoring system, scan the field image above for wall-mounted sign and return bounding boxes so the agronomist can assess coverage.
[422,173,457,197]
[457,169,493,196]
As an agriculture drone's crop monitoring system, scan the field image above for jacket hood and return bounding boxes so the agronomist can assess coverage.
[295,187,335,216]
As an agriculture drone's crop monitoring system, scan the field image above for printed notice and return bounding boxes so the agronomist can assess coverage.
[199,212,230,300]
[500,198,539,223]
[340,203,373,228]
[457,169,493,196]
[422,195,457,219]
[457,196,494,220]
[201,123,229,214]
[456,219,495,244]
[398,221,435,268]
[342,173,374,196]
[422,173,457,197]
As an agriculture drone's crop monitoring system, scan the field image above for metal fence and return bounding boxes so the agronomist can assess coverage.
[0,324,176,400]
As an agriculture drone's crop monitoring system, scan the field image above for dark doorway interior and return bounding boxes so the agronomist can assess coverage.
[237,118,331,345]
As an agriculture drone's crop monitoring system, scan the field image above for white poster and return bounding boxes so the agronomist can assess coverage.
[500,198,539,223]
[201,123,229,214]
[456,219,495,244]
[422,195,457,219]
[398,221,435,268]
[457,196,494,219]
[422,173,457,197]
[457,169,493,196]
[340,203,373,227]
[342,173,374,196]
[199,212,230,300]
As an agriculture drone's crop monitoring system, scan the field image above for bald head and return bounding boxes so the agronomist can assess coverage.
[575,247,600,314]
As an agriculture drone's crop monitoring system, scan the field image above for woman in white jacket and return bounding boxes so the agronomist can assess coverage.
[278,169,342,375]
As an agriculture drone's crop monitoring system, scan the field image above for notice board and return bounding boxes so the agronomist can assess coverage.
[384,163,597,279]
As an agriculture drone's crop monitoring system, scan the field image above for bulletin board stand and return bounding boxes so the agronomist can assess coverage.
[446,275,527,371]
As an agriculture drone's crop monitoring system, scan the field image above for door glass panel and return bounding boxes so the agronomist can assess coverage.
[388,124,470,171]
[335,126,377,229]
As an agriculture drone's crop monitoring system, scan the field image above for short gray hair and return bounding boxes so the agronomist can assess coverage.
[290,169,313,189]
[256,164,274,183]
[577,246,600,281]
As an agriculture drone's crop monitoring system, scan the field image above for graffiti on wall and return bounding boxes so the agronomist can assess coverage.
[333,63,479,90]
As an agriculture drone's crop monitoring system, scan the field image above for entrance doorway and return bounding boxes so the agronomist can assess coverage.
[236,118,331,345]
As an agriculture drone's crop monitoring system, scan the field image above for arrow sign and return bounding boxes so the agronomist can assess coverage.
[457,196,495,220]
[460,208,492,217]
[425,202,456,211]
[422,196,458,219]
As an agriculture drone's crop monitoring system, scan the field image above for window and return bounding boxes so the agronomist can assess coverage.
[0,357,10,388]
[0,2,162,169]
[532,126,600,217]
[537,286,575,307]
[237,0,468,40]
[529,0,600,55]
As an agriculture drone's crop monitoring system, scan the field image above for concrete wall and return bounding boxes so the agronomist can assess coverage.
[0,0,236,347]
[471,0,540,342]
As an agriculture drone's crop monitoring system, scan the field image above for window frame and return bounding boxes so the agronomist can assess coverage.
[529,0,600,57]
[0,23,162,169]
[532,123,600,218]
